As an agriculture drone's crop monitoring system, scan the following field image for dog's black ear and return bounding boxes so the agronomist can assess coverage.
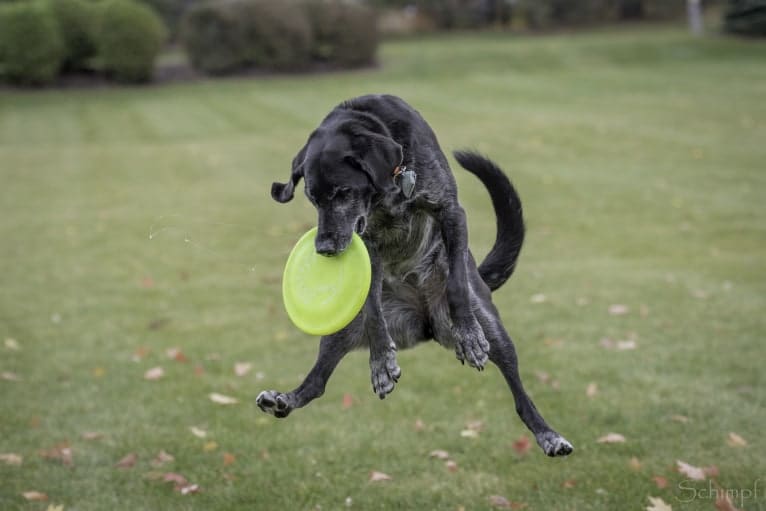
[271,145,307,203]
[352,132,402,194]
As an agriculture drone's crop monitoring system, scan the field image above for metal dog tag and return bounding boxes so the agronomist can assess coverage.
[399,169,417,198]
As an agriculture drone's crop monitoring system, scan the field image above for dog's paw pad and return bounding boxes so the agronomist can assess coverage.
[256,390,293,418]
[454,324,489,370]
[536,431,573,457]
[370,349,401,399]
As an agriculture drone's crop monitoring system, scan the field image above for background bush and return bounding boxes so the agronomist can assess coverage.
[49,0,98,71]
[724,0,766,36]
[303,0,379,67]
[180,1,246,75]
[0,1,63,85]
[95,0,167,82]
[182,0,378,75]
[239,0,312,71]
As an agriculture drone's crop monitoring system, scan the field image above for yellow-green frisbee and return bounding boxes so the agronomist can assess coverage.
[282,227,371,336]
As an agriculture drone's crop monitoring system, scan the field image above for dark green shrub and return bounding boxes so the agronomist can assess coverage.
[180,1,246,74]
[140,0,201,38]
[724,0,766,36]
[0,1,63,85]
[181,0,312,74]
[95,0,167,82]
[49,0,98,71]
[303,0,379,67]
[237,0,313,70]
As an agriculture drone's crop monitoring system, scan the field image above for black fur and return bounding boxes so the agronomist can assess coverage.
[257,94,572,457]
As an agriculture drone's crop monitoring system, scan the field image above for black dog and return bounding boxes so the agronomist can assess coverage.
[257,94,572,457]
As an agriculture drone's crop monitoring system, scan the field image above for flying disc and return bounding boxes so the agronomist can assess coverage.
[282,227,371,336]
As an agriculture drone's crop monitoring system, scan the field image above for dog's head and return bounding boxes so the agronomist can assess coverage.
[271,123,402,255]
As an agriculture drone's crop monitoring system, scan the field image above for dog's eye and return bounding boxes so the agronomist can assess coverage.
[334,187,352,198]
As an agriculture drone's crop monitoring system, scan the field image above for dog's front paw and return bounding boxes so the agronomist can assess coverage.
[256,390,294,418]
[535,430,574,457]
[453,321,490,370]
[370,345,401,399]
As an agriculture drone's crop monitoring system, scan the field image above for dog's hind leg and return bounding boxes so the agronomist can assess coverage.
[256,322,360,418]
[474,303,573,457]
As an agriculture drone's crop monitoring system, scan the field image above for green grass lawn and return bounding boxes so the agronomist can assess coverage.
[1,26,765,511]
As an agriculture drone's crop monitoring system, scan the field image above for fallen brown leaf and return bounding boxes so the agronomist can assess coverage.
[597,433,626,444]
[4,338,20,350]
[234,362,252,377]
[141,276,155,289]
[151,450,174,467]
[671,415,690,423]
[676,460,705,481]
[115,452,138,469]
[715,491,742,511]
[608,304,629,315]
[81,432,103,441]
[209,393,238,405]
[0,453,22,465]
[1,371,20,381]
[726,432,747,447]
[488,495,514,508]
[512,436,531,455]
[166,347,188,363]
[646,496,672,511]
[429,450,450,460]
[22,491,48,501]
[39,443,72,467]
[652,476,668,489]
[562,479,576,488]
[629,457,642,471]
[189,426,207,438]
[179,483,200,495]
[144,367,164,381]
[163,472,188,486]
[586,382,598,398]
[223,452,236,466]
[369,471,392,482]
[445,460,458,472]
[342,393,354,409]
[203,441,218,452]
[414,419,426,432]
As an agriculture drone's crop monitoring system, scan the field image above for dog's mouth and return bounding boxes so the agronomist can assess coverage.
[355,216,367,235]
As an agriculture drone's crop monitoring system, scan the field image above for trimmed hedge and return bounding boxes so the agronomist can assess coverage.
[724,0,766,36]
[181,0,378,76]
[49,0,98,71]
[95,0,167,82]
[0,1,63,85]
[303,0,379,67]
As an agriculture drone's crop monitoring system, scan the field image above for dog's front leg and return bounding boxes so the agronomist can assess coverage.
[439,204,490,369]
[365,247,401,399]
[256,325,359,418]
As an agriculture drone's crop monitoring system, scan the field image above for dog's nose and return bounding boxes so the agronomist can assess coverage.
[315,236,340,256]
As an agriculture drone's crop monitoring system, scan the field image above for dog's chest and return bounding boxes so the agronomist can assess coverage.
[368,211,448,291]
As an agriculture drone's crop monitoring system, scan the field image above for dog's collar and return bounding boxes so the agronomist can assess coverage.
[392,165,417,198]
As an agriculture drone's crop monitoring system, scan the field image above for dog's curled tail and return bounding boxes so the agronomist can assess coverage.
[453,150,525,292]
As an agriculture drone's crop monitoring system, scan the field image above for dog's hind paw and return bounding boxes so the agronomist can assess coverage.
[370,347,401,399]
[256,390,294,418]
[535,430,573,457]
[454,322,490,370]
